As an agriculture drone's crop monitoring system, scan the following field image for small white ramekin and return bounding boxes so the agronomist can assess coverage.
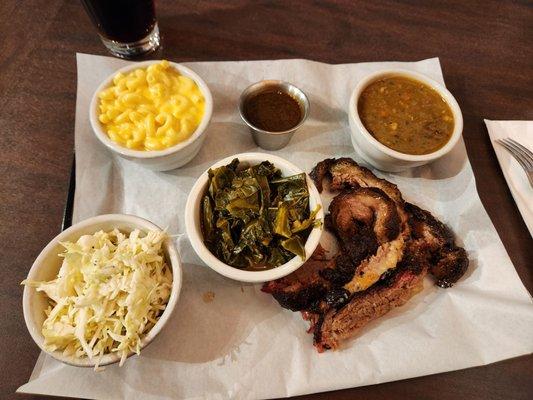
[22,214,182,368]
[348,69,463,172]
[89,60,213,171]
[185,152,324,283]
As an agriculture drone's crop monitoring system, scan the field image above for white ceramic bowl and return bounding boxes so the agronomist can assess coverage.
[185,152,324,283]
[22,214,182,367]
[90,60,213,171]
[348,69,463,172]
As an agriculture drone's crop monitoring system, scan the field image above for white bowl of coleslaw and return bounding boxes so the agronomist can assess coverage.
[22,214,182,368]
[89,60,213,171]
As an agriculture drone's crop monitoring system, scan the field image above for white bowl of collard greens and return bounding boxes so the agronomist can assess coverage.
[185,152,324,283]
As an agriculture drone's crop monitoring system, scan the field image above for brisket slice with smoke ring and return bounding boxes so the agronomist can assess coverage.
[327,187,409,294]
[311,261,428,351]
[320,187,405,291]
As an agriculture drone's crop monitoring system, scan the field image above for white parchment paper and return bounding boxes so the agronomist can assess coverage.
[18,54,533,399]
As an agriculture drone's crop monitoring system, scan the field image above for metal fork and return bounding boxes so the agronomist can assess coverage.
[496,138,533,188]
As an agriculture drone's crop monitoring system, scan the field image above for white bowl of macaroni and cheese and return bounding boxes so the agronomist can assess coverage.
[90,60,213,171]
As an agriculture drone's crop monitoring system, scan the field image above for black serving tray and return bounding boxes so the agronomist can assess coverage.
[61,155,76,231]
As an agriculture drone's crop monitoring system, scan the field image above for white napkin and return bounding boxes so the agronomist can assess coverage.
[485,120,533,236]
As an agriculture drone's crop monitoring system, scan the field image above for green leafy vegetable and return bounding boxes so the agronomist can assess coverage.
[281,236,306,259]
[200,159,320,270]
[273,202,292,238]
[291,204,322,233]
[201,196,215,243]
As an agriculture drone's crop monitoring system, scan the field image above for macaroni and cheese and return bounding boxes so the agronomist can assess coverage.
[98,60,205,151]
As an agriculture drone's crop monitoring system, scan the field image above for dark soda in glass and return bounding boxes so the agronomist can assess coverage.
[81,0,160,57]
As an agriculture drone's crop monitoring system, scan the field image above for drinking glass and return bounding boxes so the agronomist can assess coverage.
[81,0,160,58]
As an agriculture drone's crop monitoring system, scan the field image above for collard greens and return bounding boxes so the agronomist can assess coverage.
[201,159,320,270]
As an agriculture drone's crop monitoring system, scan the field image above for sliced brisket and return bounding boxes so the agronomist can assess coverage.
[264,158,469,351]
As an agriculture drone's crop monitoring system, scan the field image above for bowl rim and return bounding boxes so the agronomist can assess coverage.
[184,152,324,283]
[348,68,464,162]
[89,60,213,159]
[22,213,183,368]
[237,80,310,135]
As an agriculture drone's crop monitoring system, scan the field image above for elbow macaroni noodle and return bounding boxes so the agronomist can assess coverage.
[98,60,205,151]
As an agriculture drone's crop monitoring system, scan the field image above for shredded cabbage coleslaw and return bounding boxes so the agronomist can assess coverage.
[22,228,172,368]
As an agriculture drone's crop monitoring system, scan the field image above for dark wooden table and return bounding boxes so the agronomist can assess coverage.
[1,1,532,399]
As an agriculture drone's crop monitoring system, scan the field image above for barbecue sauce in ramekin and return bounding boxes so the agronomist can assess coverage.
[243,90,302,132]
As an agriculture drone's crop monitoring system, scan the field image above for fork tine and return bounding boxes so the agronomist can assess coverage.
[505,138,533,165]
[497,140,530,171]
[497,139,533,188]
[501,139,533,169]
